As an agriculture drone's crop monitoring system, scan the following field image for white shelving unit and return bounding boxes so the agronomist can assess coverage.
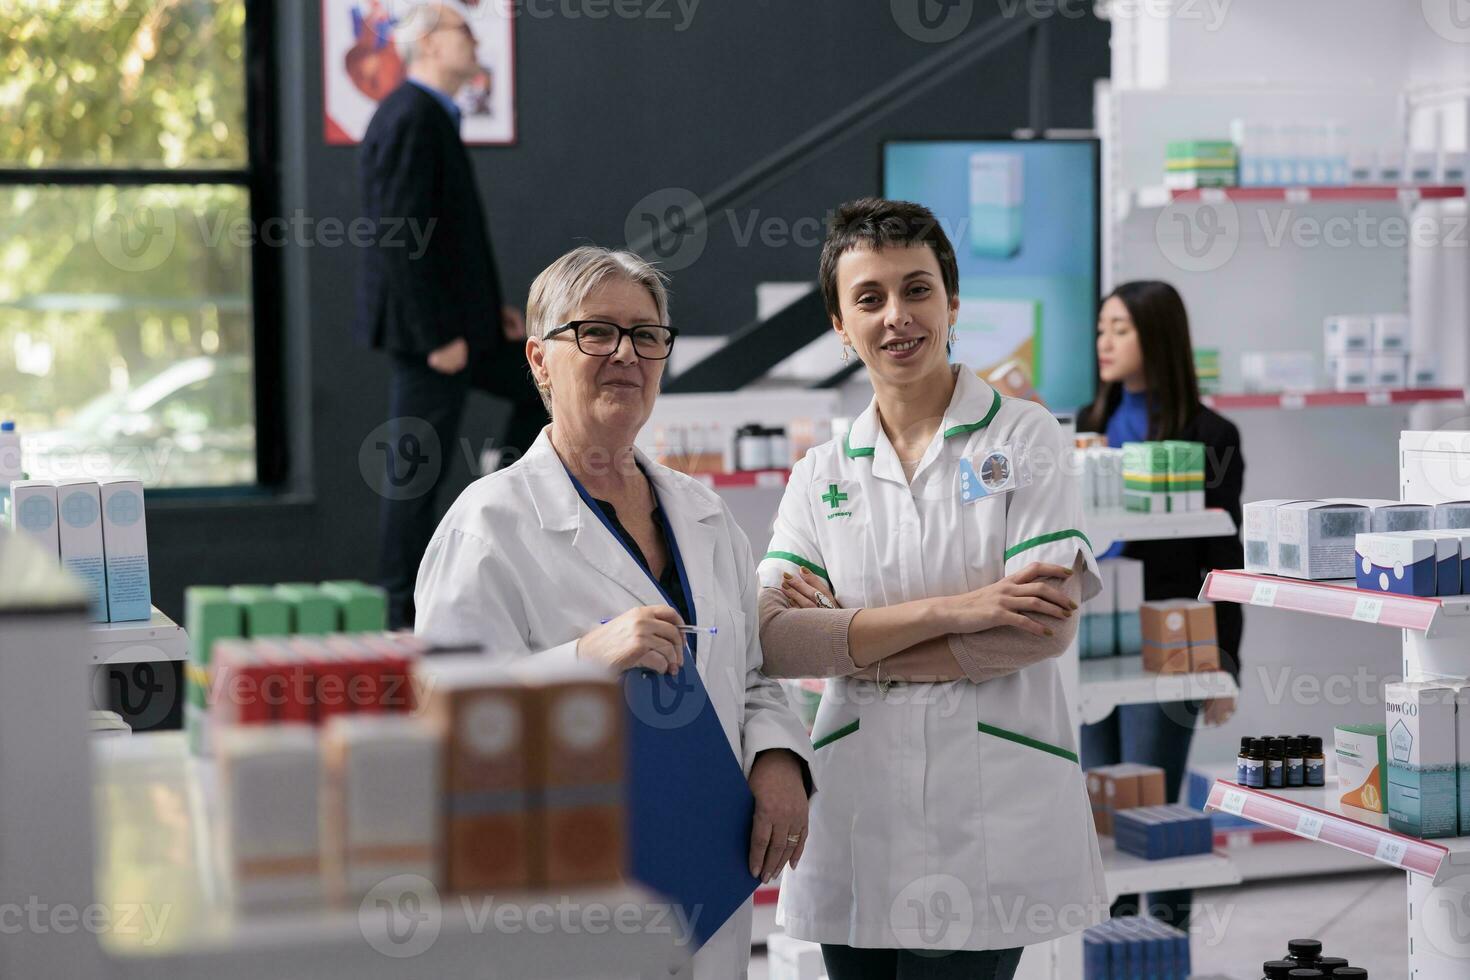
[1195,431,1470,979]
[1097,837,1240,900]
[1079,656,1237,727]
[0,538,683,980]
[90,606,187,665]
[1085,507,1236,553]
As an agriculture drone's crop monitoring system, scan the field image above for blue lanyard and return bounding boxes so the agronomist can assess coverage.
[563,464,699,661]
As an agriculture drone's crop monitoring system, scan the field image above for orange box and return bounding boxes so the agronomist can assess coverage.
[514,661,626,888]
[1140,601,1191,647]
[1190,644,1222,672]
[1085,764,1166,835]
[418,657,532,893]
[1142,642,1191,674]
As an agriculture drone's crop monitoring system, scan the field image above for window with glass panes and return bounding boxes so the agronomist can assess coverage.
[1,0,279,490]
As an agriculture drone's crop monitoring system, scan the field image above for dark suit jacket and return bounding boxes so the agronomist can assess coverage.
[1078,401,1247,680]
[354,82,505,366]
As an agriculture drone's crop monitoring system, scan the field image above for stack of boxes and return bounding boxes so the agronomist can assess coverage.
[1083,917,1191,980]
[1244,498,1466,585]
[1080,557,1144,660]
[1080,445,1126,513]
[185,580,389,754]
[213,647,628,912]
[1122,442,1206,514]
[1194,348,1221,395]
[1112,805,1215,861]
[1324,313,1429,390]
[419,656,625,892]
[1163,139,1238,190]
[1086,763,1165,835]
[10,477,151,623]
[1140,600,1221,675]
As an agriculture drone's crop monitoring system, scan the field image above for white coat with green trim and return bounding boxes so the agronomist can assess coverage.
[757,367,1108,952]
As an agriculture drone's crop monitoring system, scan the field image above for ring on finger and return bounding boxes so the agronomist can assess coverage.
[785,833,802,844]
[813,593,833,609]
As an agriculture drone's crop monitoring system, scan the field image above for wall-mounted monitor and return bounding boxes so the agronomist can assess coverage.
[882,138,1100,410]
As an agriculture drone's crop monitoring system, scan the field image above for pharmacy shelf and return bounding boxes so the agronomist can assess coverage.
[1134,185,1466,208]
[1078,656,1237,726]
[1098,836,1240,900]
[89,605,187,665]
[1201,389,1464,411]
[92,734,682,980]
[694,469,790,489]
[1201,570,1470,637]
[1086,508,1237,551]
[1204,780,1470,883]
[1216,833,1381,882]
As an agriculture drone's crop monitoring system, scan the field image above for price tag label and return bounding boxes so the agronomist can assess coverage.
[1366,390,1392,406]
[1352,596,1385,624]
[1281,393,1307,410]
[1201,188,1228,205]
[1219,789,1248,816]
[1296,812,1325,840]
[1251,582,1279,607]
[1375,837,1409,867]
[755,471,786,489]
[1400,188,1423,207]
[1285,188,1311,205]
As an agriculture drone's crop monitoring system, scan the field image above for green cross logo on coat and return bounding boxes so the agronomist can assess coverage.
[821,484,848,510]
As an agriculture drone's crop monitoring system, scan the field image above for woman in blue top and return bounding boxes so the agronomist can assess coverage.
[1076,280,1246,930]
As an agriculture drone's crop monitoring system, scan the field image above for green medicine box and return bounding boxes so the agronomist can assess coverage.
[228,584,292,638]
[320,580,389,633]
[183,586,243,755]
[274,582,340,635]
[1163,441,1206,513]
[1123,442,1171,514]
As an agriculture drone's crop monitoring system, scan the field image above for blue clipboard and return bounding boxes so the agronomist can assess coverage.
[565,465,759,949]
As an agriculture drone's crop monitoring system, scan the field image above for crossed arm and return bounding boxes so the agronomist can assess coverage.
[758,552,1085,684]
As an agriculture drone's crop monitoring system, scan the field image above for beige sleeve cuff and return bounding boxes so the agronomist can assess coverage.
[757,587,861,679]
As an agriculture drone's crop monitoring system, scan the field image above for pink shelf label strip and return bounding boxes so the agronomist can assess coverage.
[1203,571,1439,632]
[1206,782,1446,878]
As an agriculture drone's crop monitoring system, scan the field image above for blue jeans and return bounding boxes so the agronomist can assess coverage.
[821,945,1024,980]
[1080,700,1201,930]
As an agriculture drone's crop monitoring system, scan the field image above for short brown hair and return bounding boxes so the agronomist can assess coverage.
[818,198,960,321]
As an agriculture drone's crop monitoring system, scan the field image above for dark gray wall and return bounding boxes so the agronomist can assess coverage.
[146,2,1110,620]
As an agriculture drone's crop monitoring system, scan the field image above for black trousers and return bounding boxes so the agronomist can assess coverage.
[821,945,1024,980]
[376,352,545,629]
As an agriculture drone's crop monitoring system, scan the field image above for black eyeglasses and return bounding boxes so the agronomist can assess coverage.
[544,320,679,359]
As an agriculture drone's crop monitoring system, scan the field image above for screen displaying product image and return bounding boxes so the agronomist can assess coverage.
[883,139,1099,409]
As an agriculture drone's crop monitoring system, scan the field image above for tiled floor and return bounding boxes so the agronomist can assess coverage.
[750,870,1408,979]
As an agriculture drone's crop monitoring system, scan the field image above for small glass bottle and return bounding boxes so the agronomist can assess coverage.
[1267,737,1286,788]
[1262,961,1297,980]
[1316,957,1349,974]
[1287,938,1323,966]
[1332,969,1367,979]
[1285,736,1306,787]
[1305,736,1327,787]
[1237,736,1254,784]
[1245,739,1267,788]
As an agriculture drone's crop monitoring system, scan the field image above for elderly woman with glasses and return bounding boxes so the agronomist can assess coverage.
[414,245,813,979]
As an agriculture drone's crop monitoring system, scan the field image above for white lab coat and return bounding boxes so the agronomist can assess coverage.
[415,428,815,979]
[759,367,1109,953]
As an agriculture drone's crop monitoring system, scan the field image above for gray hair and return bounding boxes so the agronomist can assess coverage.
[393,0,475,67]
[527,246,671,413]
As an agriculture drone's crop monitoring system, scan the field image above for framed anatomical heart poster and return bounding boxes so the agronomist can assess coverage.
[322,0,517,145]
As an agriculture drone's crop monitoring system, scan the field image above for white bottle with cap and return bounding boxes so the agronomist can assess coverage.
[0,421,21,526]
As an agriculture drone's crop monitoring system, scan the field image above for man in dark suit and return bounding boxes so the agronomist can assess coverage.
[354,0,544,629]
